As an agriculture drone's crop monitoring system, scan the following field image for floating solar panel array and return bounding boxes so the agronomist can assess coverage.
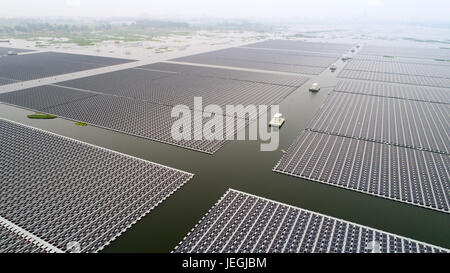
[0,52,134,85]
[344,60,450,79]
[0,119,194,253]
[244,40,353,55]
[0,47,34,56]
[172,45,344,75]
[339,70,450,88]
[0,85,245,153]
[46,94,250,153]
[339,62,450,88]
[274,131,449,212]
[274,76,449,213]
[340,45,450,88]
[358,45,450,60]
[306,92,449,154]
[353,54,450,67]
[0,61,306,153]
[0,85,98,110]
[334,80,450,104]
[0,77,17,86]
[140,62,309,87]
[57,68,299,114]
[173,189,448,253]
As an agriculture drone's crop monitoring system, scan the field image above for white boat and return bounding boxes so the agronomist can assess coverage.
[309,83,320,92]
[269,113,285,128]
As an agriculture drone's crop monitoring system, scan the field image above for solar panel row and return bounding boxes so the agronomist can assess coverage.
[353,54,450,67]
[173,53,327,75]
[344,59,450,79]
[140,62,310,87]
[0,52,134,85]
[0,85,98,110]
[274,43,450,213]
[0,77,17,86]
[57,69,298,116]
[0,87,247,154]
[0,61,305,153]
[306,92,449,154]
[0,47,34,56]
[0,119,194,253]
[174,189,448,253]
[274,131,449,213]
[358,45,450,60]
[172,45,343,75]
[43,95,248,153]
[334,80,450,104]
[339,67,450,88]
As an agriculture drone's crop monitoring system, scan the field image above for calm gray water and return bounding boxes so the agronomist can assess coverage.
[0,57,449,252]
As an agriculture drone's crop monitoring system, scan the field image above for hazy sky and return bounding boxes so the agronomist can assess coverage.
[1,0,449,23]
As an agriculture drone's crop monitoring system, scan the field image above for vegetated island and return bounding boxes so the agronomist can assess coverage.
[27,113,57,119]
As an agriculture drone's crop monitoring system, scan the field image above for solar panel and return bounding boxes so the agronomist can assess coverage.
[306,92,449,154]
[41,94,248,154]
[172,45,340,75]
[0,52,134,84]
[0,85,98,110]
[0,118,194,253]
[173,189,448,253]
[173,54,327,75]
[353,54,450,67]
[339,51,450,88]
[274,49,449,212]
[334,80,450,104]
[244,40,353,55]
[57,68,298,113]
[0,77,17,86]
[344,59,450,79]
[139,62,310,87]
[358,45,450,60]
[338,66,450,88]
[0,60,305,153]
[0,47,34,56]
[274,130,449,213]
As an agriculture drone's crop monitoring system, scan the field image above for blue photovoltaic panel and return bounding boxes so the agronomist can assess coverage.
[274,131,449,213]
